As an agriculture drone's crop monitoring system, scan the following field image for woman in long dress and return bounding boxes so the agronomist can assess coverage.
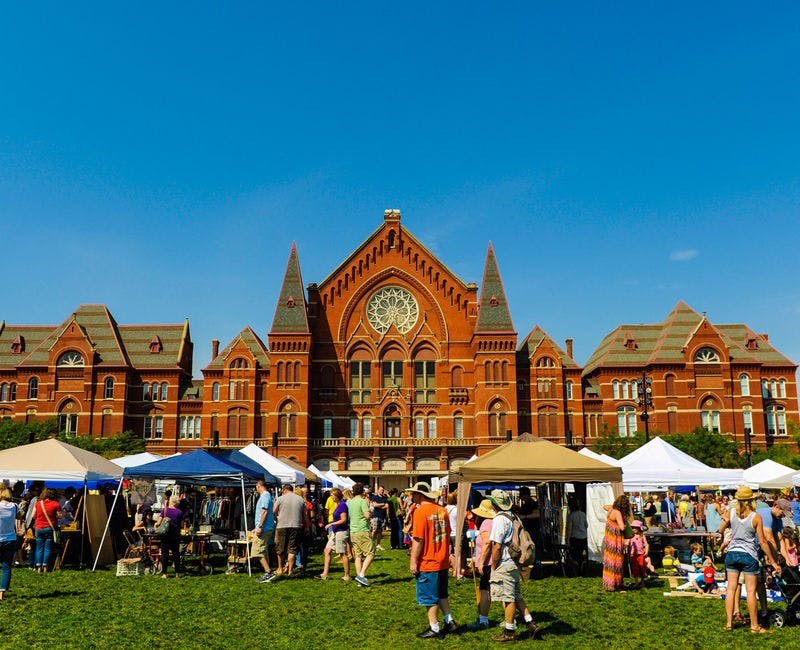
[602,494,631,592]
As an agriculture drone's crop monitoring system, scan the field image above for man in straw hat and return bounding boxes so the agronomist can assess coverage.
[488,489,541,642]
[408,482,458,639]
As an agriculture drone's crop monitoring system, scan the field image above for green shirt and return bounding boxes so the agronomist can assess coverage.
[348,496,370,534]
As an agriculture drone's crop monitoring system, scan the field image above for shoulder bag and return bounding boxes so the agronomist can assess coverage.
[40,500,61,545]
[154,511,172,536]
[14,504,26,537]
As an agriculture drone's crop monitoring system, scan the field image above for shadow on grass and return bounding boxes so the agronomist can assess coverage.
[24,589,85,599]
[530,611,577,637]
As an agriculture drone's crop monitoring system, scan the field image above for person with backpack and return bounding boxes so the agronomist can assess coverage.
[488,489,541,642]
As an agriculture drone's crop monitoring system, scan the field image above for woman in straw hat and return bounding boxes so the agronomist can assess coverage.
[466,499,496,631]
[719,485,782,634]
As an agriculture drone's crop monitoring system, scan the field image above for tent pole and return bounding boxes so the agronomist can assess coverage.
[454,480,471,579]
[240,475,251,577]
[92,477,123,571]
[79,480,88,569]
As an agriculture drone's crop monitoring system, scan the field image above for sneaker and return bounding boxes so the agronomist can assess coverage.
[417,627,443,639]
[355,575,369,587]
[443,620,458,635]
[258,572,277,583]
[376,544,385,551]
[467,620,490,632]
[526,621,542,639]
[491,629,516,643]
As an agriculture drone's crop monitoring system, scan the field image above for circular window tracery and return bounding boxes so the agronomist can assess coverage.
[57,351,85,367]
[366,286,419,334]
[693,347,720,363]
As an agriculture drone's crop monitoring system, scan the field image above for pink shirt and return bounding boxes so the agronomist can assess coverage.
[629,534,646,556]
[474,518,493,566]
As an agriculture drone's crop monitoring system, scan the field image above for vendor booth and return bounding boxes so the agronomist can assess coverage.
[0,438,123,567]
[92,449,279,575]
[617,437,744,491]
[743,459,798,490]
[110,452,163,469]
[239,443,305,484]
[308,464,355,489]
[454,433,623,572]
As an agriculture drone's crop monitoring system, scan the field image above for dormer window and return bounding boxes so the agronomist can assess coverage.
[11,335,24,354]
[746,336,758,351]
[624,331,637,350]
[57,351,84,367]
[489,295,499,307]
[149,336,163,354]
[286,296,296,308]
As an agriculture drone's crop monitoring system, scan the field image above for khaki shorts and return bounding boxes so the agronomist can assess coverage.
[251,529,275,558]
[351,531,375,560]
[325,530,350,555]
[490,562,522,603]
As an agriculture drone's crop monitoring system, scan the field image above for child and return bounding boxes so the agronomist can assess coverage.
[782,526,799,567]
[628,520,649,588]
[689,543,704,571]
[693,556,719,594]
[661,545,678,574]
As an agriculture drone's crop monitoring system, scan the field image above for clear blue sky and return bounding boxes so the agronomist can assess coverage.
[1,3,798,373]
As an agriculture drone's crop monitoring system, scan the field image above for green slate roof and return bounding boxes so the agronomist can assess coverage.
[583,301,796,376]
[475,243,515,333]
[518,325,580,369]
[0,305,189,370]
[204,326,269,371]
[270,243,310,334]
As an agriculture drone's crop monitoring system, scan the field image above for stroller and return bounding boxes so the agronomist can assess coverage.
[766,566,800,627]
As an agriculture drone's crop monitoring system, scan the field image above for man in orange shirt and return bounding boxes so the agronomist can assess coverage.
[409,482,458,639]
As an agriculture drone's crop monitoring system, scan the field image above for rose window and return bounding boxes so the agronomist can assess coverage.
[366,287,419,334]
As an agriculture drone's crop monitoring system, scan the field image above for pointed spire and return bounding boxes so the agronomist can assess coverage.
[475,243,514,332]
[271,243,310,333]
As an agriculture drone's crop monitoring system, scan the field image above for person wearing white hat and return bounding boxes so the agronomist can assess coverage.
[408,482,458,639]
[488,489,541,642]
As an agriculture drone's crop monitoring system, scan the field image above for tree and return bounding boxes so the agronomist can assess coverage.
[592,424,647,459]
[661,428,743,468]
[0,418,59,451]
[751,442,800,470]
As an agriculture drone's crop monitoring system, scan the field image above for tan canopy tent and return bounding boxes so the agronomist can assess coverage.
[454,433,623,572]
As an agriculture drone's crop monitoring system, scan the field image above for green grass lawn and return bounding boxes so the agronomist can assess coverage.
[1,549,797,649]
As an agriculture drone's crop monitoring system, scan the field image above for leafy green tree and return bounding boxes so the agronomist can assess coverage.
[750,442,800,469]
[0,418,59,451]
[592,424,648,459]
[662,428,743,468]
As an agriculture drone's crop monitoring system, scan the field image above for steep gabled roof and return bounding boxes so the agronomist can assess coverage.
[475,243,514,333]
[518,325,579,369]
[19,305,129,367]
[204,326,269,371]
[270,243,310,334]
[0,322,53,369]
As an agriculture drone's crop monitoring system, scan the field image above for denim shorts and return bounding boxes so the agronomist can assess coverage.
[416,569,449,606]
[725,550,759,575]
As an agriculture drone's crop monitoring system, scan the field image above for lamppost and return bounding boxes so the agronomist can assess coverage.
[744,427,752,468]
[635,371,653,442]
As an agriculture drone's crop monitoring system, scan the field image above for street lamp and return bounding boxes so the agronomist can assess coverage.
[744,427,752,468]
[635,371,653,442]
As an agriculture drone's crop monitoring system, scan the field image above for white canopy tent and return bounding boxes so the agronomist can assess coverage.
[110,452,163,469]
[577,447,621,467]
[307,464,354,489]
[743,459,798,490]
[617,437,744,491]
[239,444,305,484]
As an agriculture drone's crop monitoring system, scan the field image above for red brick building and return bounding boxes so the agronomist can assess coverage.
[0,305,195,441]
[1,213,798,486]
[581,302,799,449]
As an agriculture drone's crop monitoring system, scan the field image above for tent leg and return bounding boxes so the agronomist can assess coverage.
[79,481,88,569]
[454,481,471,579]
[240,476,251,577]
[92,477,123,571]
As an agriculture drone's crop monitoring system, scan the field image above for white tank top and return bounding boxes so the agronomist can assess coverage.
[728,510,759,560]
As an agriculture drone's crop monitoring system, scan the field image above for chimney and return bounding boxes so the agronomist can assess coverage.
[565,338,574,359]
[211,339,220,359]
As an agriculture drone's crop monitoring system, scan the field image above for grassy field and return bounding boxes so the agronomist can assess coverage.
[1,549,797,649]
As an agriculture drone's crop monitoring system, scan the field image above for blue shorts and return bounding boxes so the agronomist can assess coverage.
[416,569,449,606]
[725,551,759,576]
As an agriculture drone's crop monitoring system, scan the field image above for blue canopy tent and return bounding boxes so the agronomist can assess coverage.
[92,450,279,574]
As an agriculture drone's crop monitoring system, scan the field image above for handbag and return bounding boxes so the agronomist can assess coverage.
[623,524,634,539]
[154,514,172,536]
[15,518,26,538]
[40,499,62,544]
